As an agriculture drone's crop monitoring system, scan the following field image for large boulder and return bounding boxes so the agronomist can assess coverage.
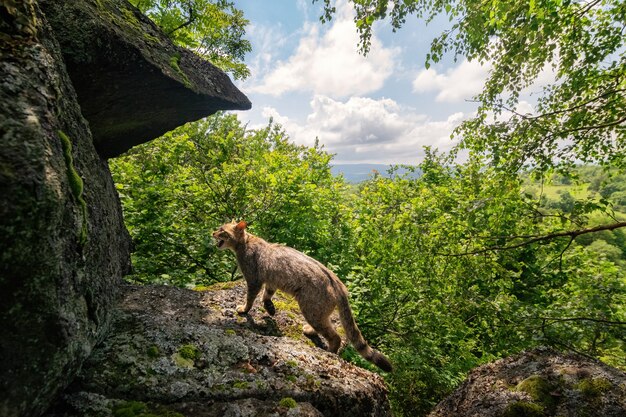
[44,282,392,417]
[39,0,251,158]
[429,347,626,417]
[0,2,131,416]
[0,1,250,416]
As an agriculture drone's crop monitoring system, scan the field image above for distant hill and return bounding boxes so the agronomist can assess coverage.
[331,164,419,183]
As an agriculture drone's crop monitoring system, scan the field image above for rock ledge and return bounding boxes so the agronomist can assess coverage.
[45,282,391,417]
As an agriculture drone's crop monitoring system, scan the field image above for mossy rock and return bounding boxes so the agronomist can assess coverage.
[146,346,160,358]
[502,401,545,417]
[279,397,298,409]
[515,375,556,410]
[112,401,184,417]
[576,377,612,398]
[178,344,199,360]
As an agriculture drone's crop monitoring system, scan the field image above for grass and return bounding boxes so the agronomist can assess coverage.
[539,183,591,200]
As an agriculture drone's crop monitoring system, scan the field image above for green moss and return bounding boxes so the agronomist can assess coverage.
[232,380,249,389]
[121,8,139,25]
[282,323,306,341]
[169,53,192,88]
[113,401,148,417]
[178,344,199,360]
[112,401,185,417]
[273,293,300,313]
[515,375,555,409]
[304,373,321,388]
[58,131,87,245]
[147,345,160,358]
[172,344,199,368]
[92,1,159,44]
[502,401,545,417]
[286,374,297,383]
[225,329,236,336]
[199,281,239,291]
[278,397,297,409]
[120,6,159,43]
[577,377,612,398]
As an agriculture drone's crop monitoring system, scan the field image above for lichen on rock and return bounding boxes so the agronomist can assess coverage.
[1,2,132,416]
[428,347,626,417]
[44,282,391,417]
[2,1,250,416]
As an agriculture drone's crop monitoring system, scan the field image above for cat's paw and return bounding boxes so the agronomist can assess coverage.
[303,324,317,337]
[236,305,249,315]
[263,299,276,316]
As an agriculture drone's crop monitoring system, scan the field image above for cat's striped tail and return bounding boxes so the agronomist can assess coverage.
[336,290,393,372]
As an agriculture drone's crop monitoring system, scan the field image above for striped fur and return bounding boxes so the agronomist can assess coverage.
[212,221,392,372]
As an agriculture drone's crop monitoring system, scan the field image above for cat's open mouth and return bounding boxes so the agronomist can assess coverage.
[216,239,225,248]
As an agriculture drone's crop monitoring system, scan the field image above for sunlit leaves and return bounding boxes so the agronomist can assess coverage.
[130,0,251,79]
[340,153,625,415]
[109,113,347,285]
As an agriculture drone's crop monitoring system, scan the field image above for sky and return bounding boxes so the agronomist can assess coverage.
[230,0,491,165]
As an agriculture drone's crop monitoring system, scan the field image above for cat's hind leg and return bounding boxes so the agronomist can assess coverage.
[262,285,276,316]
[303,324,317,337]
[313,318,342,353]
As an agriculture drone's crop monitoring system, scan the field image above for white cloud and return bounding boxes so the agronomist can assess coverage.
[260,95,467,164]
[412,56,559,105]
[249,1,400,98]
[241,23,290,88]
[412,59,491,103]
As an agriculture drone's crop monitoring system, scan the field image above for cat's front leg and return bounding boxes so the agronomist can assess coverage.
[237,279,262,315]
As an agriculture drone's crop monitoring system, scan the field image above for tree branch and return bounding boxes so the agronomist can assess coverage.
[166,5,196,35]
[535,316,626,325]
[438,221,626,256]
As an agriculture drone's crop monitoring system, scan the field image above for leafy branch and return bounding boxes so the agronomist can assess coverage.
[165,4,195,35]
[438,221,626,256]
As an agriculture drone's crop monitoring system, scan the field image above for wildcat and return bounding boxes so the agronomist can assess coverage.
[212,220,392,372]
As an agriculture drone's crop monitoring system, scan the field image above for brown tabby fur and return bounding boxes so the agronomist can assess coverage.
[212,220,392,372]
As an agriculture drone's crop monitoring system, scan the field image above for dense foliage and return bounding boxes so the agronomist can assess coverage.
[110,114,348,286]
[341,157,625,415]
[129,0,251,79]
[108,1,626,416]
[110,116,626,416]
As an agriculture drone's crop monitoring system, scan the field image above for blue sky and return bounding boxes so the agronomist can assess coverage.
[230,0,493,164]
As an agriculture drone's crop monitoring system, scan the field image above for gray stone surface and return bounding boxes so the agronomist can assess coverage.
[44,282,392,417]
[429,347,626,417]
[0,2,131,416]
[1,1,250,416]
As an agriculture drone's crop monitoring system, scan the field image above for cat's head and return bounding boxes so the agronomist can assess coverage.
[212,220,247,250]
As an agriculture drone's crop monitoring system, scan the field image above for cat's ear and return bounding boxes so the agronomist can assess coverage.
[235,220,247,231]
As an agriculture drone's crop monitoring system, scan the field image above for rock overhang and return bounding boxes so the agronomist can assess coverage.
[40,0,251,159]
